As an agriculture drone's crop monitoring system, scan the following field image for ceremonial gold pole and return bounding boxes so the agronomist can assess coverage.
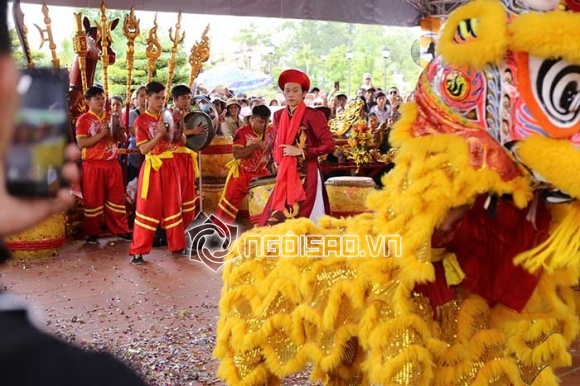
[98,1,112,101]
[12,0,35,68]
[73,12,89,95]
[188,24,210,89]
[165,12,185,106]
[34,3,60,69]
[123,7,140,107]
[145,14,162,84]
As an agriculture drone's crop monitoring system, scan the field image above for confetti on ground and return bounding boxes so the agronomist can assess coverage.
[2,241,322,385]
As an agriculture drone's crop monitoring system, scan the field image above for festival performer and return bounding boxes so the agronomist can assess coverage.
[170,84,205,228]
[215,105,272,225]
[258,69,335,226]
[214,1,580,384]
[128,81,184,264]
[75,86,131,244]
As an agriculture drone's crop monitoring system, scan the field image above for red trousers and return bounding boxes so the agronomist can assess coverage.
[81,160,129,236]
[129,158,185,255]
[216,170,269,224]
[173,151,198,228]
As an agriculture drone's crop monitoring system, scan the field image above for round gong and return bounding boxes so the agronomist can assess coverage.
[184,111,215,151]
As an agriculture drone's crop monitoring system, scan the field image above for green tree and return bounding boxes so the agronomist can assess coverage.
[272,20,422,96]
[58,38,74,69]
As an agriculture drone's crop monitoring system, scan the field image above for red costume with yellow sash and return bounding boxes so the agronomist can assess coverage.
[129,111,185,255]
[215,123,272,224]
[76,111,129,237]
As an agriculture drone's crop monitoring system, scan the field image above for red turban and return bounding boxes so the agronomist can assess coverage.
[278,69,310,92]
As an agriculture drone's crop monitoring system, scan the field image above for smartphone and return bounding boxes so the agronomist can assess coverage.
[334,81,340,90]
[6,68,70,197]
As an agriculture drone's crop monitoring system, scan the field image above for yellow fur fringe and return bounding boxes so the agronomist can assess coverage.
[514,201,580,273]
[508,10,580,66]
[515,136,580,199]
[437,0,508,69]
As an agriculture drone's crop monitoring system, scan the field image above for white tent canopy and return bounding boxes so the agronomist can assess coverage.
[19,0,422,27]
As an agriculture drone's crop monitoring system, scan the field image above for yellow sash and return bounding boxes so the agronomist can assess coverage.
[431,248,465,286]
[174,146,200,179]
[141,151,174,199]
[224,159,240,187]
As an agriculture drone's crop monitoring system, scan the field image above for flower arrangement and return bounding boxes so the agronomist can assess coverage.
[346,120,375,166]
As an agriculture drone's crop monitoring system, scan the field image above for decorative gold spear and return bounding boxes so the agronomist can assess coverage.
[188,24,210,89]
[164,12,185,106]
[145,14,162,83]
[12,0,34,68]
[122,6,140,139]
[97,1,113,101]
[73,12,89,94]
[34,3,60,69]
[123,7,140,106]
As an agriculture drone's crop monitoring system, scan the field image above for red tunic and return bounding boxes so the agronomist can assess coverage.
[258,107,335,226]
[76,111,117,161]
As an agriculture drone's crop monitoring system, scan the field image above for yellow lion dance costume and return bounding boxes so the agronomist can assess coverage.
[214,0,580,384]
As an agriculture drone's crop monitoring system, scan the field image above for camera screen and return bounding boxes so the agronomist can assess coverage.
[6,68,69,196]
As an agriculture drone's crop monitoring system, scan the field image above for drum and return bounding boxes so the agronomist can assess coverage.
[200,136,234,178]
[248,175,277,225]
[237,199,252,229]
[4,213,65,259]
[201,177,226,214]
[325,176,376,218]
[184,111,215,151]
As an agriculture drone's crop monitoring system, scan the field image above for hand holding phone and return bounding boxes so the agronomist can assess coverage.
[6,68,70,197]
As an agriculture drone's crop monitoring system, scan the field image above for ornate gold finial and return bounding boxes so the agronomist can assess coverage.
[165,11,185,105]
[97,1,112,101]
[34,3,60,69]
[12,0,35,68]
[123,6,140,107]
[72,12,89,94]
[145,14,162,83]
[188,24,210,88]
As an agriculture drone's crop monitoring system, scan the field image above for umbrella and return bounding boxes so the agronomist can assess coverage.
[196,64,273,93]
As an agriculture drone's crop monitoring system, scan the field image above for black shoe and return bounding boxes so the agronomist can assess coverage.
[117,233,132,241]
[130,255,145,265]
[86,235,98,244]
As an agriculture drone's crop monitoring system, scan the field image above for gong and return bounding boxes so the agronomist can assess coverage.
[184,111,215,151]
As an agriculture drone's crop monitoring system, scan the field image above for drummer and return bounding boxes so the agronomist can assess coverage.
[170,84,207,228]
[215,105,273,225]
[258,69,335,226]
